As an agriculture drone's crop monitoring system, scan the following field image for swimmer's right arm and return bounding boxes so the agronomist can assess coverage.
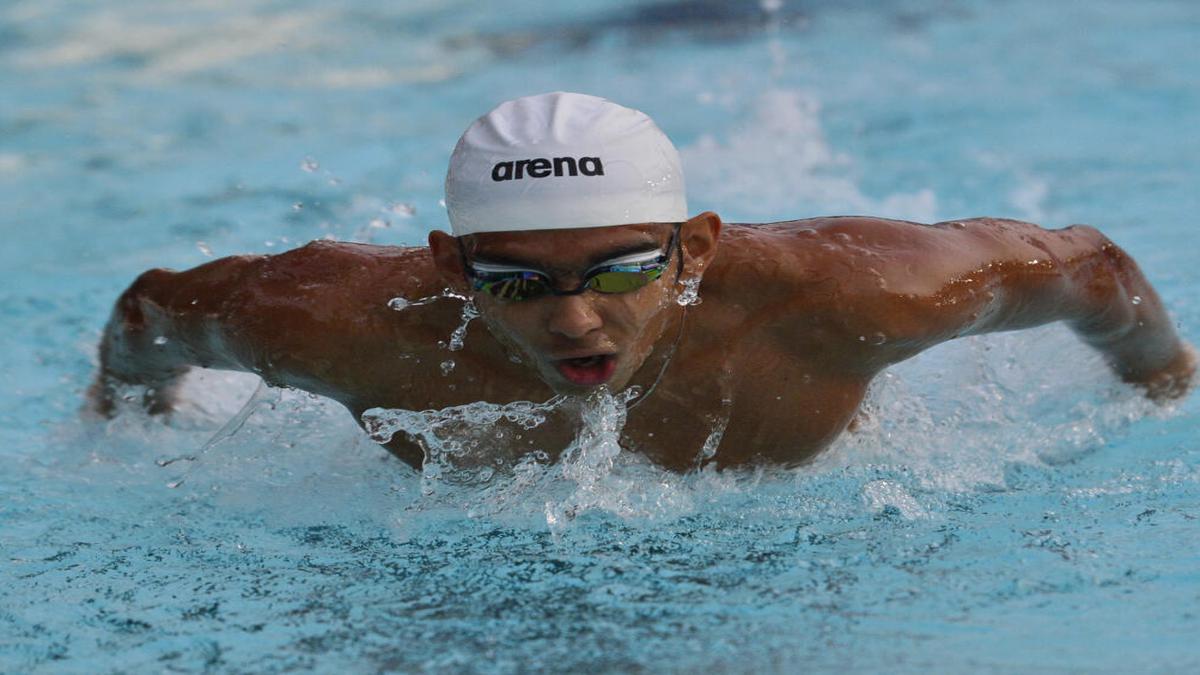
[88,241,443,418]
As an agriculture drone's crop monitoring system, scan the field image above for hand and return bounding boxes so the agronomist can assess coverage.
[84,372,182,420]
[1129,342,1197,403]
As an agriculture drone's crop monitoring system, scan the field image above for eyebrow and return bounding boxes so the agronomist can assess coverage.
[471,238,663,274]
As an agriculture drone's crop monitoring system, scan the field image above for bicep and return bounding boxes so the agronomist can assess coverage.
[140,245,370,386]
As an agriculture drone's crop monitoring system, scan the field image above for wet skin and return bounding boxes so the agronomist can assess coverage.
[90,214,1196,470]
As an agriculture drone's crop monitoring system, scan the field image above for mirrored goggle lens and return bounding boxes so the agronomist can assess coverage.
[586,267,663,293]
[474,273,552,300]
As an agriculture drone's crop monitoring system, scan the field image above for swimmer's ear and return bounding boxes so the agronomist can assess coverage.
[680,211,722,277]
[428,230,471,292]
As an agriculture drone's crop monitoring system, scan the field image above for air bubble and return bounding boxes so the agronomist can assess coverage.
[153,336,169,346]
[300,157,319,173]
[440,360,456,376]
[196,241,213,257]
[387,297,410,311]
[1131,295,1142,305]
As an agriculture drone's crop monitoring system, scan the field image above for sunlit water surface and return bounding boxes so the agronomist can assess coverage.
[2,0,1199,672]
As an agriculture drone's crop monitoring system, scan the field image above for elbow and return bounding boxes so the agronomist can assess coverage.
[116,268,175,330]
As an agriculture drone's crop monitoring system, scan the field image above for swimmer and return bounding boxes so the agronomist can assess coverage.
[87,92,1197,470]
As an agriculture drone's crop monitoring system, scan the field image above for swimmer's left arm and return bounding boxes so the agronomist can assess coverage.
[852,217,1195,401]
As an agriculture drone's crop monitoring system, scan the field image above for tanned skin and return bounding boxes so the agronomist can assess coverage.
[88,213,1196,470]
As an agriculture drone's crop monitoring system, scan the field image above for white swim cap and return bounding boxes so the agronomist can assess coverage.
[444,92,687,236]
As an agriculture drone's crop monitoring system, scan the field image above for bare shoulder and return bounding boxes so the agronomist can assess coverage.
[716,215,1091,292]
[705,216,1075,371]
[244,240,442,312]
[710,216,943,294]
[262,240,436,287]
[218,241,456,382]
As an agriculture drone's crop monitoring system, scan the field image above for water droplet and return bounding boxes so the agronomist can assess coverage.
[440,360,456,376]
[300,157,319,172]
[153,336,169,346]
[196,241,213,257]
[1131,295,1142,305]
[676,277,703,306]
[387,297,410,311]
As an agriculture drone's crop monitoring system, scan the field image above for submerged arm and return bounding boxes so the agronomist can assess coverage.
[849,217,1194,400]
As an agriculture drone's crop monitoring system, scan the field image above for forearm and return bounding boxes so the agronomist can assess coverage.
[97,262,253,386]
[1066,236,1193,395]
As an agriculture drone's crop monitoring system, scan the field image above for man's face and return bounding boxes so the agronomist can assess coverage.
[462,223,681,394]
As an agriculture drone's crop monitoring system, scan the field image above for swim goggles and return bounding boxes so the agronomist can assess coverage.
[465,224,681,301]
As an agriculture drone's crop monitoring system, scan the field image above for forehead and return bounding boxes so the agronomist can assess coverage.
[465,224,667,266]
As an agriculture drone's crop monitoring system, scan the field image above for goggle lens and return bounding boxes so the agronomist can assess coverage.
[466,224,679,302]
[471,265,663,301]
[587,268,662,293]
[476,273,552,301]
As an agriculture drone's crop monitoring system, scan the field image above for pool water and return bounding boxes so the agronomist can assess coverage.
[3,0,1199,671]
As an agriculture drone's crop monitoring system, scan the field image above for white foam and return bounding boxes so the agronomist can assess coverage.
[681,88,939,222]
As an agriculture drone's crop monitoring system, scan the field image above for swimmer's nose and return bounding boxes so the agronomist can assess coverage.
[546,294,602,339]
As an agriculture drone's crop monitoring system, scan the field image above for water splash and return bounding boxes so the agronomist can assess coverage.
[362,397,566,500]
[676,277,703,306]
[164,379,279,488]
[447,299,479,351]
[696,410,730,467]
[386,288,468,312]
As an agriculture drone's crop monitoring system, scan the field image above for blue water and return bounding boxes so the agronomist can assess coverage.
[3,0,1199,671]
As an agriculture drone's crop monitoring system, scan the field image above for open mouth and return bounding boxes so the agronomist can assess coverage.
[555,354,617,386]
